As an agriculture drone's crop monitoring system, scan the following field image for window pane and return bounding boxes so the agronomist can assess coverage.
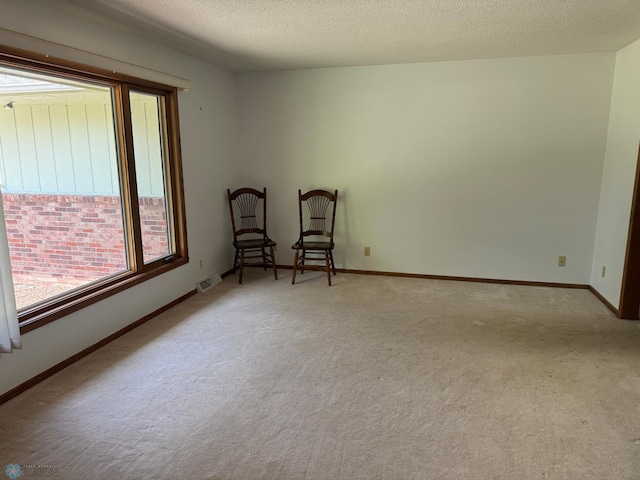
[0,67,128,309]
[130,91,173,264]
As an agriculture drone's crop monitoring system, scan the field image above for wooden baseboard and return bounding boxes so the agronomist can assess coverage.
[1,266,621,404]
[0,289,197,405]
[243,263,622,315]
[276,264,589,289]
[588,286,620,317]
[220,268,235,278]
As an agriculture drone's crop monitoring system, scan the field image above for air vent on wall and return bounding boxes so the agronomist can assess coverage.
[197,273,222,293]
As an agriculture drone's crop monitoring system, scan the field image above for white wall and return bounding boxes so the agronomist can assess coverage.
[235,54,615,283]
[0,0,236,396]
[590,39,640,307]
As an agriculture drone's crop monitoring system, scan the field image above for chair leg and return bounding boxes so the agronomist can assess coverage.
[270,246,278,280]
[325,251,332,286]
[292,249,299,284]
[329,250,337,275]
[232,249,239,274]
[262,247,268,271]
[300,251,305,274]
[239,249,245,284]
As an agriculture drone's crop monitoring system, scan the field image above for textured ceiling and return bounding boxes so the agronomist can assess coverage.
[68,0,640,72]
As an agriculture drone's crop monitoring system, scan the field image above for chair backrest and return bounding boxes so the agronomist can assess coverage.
[227,187,269,244]
[297,189,338,244]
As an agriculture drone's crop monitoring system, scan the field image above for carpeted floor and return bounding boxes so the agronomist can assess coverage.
[1,270,639,479]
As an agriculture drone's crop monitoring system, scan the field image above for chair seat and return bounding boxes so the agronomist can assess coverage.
[292,241,333,250]
[236,238,276,249]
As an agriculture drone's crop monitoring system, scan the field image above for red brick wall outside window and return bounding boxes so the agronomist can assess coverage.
[3,193,168,285]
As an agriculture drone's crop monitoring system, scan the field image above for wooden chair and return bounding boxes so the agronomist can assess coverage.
[227,187,277,284]
[291,189,338,286]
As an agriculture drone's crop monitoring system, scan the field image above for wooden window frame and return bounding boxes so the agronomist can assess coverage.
[0,46,189,334]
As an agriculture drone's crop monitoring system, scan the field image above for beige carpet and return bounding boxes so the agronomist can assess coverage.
[1,270,640,479]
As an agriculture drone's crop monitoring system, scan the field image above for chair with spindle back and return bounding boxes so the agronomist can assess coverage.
[227,187,277,284]
[291,189,338,286]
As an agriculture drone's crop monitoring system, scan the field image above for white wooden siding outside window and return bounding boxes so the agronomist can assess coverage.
[0,90,164,197]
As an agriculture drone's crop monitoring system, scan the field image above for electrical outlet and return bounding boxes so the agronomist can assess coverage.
[602,265,606,278]
[364,246,371,256]
[558,256,566,267]
[199,259,203,270]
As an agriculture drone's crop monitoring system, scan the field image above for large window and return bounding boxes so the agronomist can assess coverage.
[0,49,188,333]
